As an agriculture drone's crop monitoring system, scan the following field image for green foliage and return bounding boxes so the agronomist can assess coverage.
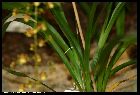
[4,67,28,77]
[116,7,125,37]
[111,59,136,76]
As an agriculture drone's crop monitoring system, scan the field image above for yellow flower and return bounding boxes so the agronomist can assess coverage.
[33,28,38,34]
[40,71,47,81]
[33,2,40,7]
[23,14,30,22]
[24,28,38,37]
[10,61,16,68]
[26,6,30,11]
[36,54,41,63]
[37,23,47,31]
[12,8,18,16]
[27,80,32,89]
[17,54,28,65]
[42,24,47,31]
[33,54,41,63]
[47,2,54,9]
[36,23,42,30]
[38,39,45,47]
[30,43,35,51]
[38,8,44,14]
[24,28,34,37]
[18,84,25,92]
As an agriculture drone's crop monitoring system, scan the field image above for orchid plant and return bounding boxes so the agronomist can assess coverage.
[2,2,137,92]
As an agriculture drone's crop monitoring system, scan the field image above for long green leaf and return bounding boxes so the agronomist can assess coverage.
[49,36,83,91]
[40,30,83,91]
[111,59,136,76]
[97,2,113,45]
[2,21,11,39]
[93,36,121,91]
[83,2,98,91]
[102,33,137,91]
[49,3,83,65]
[98,2,125,49]
[90,4,113,91]
[3,67,56,92]
[91,3,113,70]
[116,7,125,37]
[91,3,125,91]
[92,3,110,42]
[41,21,84,89]
[47,4,85,90]
[2,13,13,39]
[3,67,28,77]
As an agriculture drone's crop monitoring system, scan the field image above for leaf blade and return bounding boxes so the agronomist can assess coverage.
[111,59,136,76]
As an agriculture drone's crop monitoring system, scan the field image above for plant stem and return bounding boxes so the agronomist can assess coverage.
[34,6,38,78]
[72,2,85,49]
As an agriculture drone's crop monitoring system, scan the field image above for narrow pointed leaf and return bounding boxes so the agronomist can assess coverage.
[98,2,125,49]
[3,67,56,92]
[111,59,136,76]
[83,2,98,91]
[116,7,125,37]
[102,33,137,91]
[3,67,28,77]
[49,3,83,63]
